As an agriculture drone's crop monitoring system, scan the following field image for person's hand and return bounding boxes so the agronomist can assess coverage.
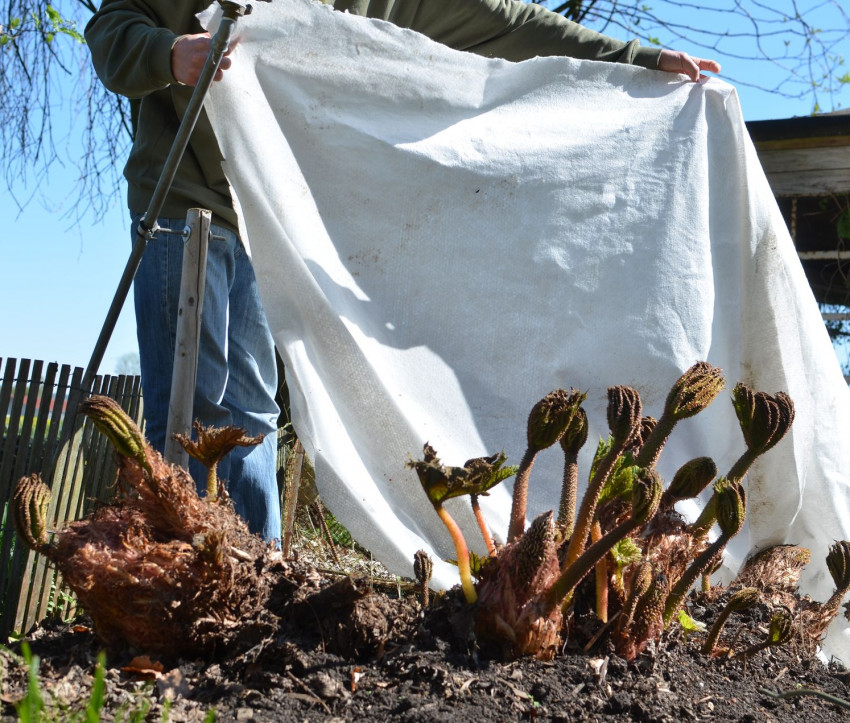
[171,32,233,86]
[658,49,721,82]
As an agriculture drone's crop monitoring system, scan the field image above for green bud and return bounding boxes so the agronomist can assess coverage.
[726,587,760,612]
[715,478,746,538]
[732,383,795,456]
[80,394,151,473]
[631,467,662,524]
[607,386,643,447]
[559,397,589,458]
[766,609,794,646]
[665,457,718,503]
[526,389,579,451]
[664,362,725,421]
[12,474,51,552]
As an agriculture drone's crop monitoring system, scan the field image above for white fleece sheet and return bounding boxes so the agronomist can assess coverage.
[202,0,850,660]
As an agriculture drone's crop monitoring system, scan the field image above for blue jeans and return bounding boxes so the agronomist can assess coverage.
[131,214,281,542]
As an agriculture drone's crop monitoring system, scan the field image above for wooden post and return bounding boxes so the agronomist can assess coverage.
[164,209,210,467]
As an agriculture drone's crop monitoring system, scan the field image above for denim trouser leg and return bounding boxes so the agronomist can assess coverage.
[131,215,281,542]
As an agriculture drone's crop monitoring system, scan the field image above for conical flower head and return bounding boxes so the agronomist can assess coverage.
[667,457,717,502]
[526,389,580,452]
[515,510,557,588]
[175,420,264,469]
[607,385,643,447]
[715,478,746,538]
[826,541,850,591]
[630,467,662,524]
[732,383,795,456]
[80,395,151,473]
[12,474,51,552]
[559,392,588,457]
[408,444,517,506]
[413,550,433,588]
[664,362,725,421]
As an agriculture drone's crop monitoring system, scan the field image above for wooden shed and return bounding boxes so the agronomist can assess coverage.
[746,111,850,308]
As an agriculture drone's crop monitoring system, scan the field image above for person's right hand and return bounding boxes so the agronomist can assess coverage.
[171,32,233,86]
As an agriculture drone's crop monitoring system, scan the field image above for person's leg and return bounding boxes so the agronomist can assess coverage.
[200,222,281,541]
[131,215,280,541]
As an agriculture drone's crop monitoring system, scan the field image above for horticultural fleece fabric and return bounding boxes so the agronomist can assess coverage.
[201,1,850,660]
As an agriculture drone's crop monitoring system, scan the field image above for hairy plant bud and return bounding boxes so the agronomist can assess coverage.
[664,362,725,421]
[715,478,746,538]
[627,416,657,455]
[727,586,760,612]
[732,383,795,456]
[826,541,850,592]
[413,550,433,606]
[515,511,556,588]
[80,394,151,473]
[559,396,588,458]
[526,389,578,452]
[631,467,662,525]
[607,386,643,447]
[12,474,51,552]
[664,457,717,504]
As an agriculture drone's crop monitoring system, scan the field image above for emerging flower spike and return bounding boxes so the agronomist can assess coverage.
[660,457,717,509]
[664,478,746,624]
[175,421,264,502]
[80,395,151,475]
[413,550,433,608]
[12,474,52,552]
[636,362,725,468]
[728,384,795,480]
[509,389,583,542]
[701,587,760,655]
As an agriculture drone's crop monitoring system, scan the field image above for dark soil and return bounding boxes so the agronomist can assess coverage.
[2,561,849,723]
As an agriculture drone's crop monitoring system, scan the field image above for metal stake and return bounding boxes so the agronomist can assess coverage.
[45,0,257,481]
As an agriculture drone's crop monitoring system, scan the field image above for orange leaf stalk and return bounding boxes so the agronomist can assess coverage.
[435,504,478,604]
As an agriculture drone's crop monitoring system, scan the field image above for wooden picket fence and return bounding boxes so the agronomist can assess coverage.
[0,357,144,640]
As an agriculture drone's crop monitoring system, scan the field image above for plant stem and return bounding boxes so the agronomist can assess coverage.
[508,447,537,542]
[562,443,623,571]
[435,504,478,604]
[663,539,725,624]
[557,450,579,536]
[546,514,642,614]
[592,521,608,622]
[206,466,218,502]
[727,448,757,482]
[634,414,676,469]
[470,494,495,556]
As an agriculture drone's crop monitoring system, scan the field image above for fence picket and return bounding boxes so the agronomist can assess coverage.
[1,360,144,639]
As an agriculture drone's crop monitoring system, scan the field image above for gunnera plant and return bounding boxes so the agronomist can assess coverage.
[409,363,812,661]
[12,395,277,657]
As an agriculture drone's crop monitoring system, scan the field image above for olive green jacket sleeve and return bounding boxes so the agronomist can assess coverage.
[335,0,661,68]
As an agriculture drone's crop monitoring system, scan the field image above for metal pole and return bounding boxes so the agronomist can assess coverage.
[80,1,250,395]
[45,0,255,480]
[164,209,210,467]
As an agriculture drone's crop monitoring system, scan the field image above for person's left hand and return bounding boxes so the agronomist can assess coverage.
[658,49,721,81]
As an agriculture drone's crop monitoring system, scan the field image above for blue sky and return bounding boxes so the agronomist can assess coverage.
[1,1,848,375]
